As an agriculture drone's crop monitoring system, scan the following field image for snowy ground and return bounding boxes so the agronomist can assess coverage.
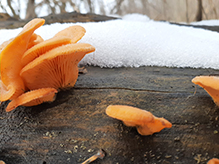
[1,13,219,69]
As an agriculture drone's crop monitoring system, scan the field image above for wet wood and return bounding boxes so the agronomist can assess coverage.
[0,66,218,164]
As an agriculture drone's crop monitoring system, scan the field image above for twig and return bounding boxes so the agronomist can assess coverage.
[81,149,105,164]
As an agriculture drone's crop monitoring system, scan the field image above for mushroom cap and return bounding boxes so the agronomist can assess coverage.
[6,88,58,112]
[0,38,14,53]
[0,18,45,101]
[54,25,86,43]
[20,43,95,90]
[192,76,219,106]
[207,158,219,164]
[22,36,71,66]
[0,38,14,78]
[106,105,154,126]
[27,33,44,49]
[0,80,16,101]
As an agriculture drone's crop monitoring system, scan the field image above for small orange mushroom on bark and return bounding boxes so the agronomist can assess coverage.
[207,158,219,164]
[105,105,172,135]
[192,76,219,106]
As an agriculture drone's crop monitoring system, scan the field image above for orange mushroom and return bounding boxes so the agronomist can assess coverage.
[105,105,172,135]
[54,25,86,43]
[0,18,45,101]
[22,36,71,66]
[6,88,58,112]
[27,33,44,49]
[20,43,95,90]
[0,38,14,52]
[192,76,219,106]
[1,18,95,112]
[207,158,219,164]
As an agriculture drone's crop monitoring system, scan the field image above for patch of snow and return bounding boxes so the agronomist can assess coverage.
[190,19,219,26]
[1,14,219,69]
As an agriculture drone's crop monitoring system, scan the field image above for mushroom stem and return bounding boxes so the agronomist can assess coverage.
[81,149,105,164]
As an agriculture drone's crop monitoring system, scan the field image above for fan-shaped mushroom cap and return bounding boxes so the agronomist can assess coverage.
[207,158,219,164]
[192,76,219,106]
[27,33,44,49]
[20,43,95,90]
[106,105,172,136]
[6,88,58,112]
[22,36,71,66]
[54,25,86,43]
[0,18,45,101]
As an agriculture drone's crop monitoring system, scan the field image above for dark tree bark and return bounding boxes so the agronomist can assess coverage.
[196,0,202,21]
[25,0,37,19]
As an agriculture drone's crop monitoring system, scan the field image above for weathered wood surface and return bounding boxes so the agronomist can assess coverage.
[0,12,118,29]
[0,66,218,164]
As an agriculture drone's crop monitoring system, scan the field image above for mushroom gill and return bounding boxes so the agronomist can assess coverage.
[20,43,95,90]
[6,88,58,112]
[0,18,45,101]
[106,105,172,136]
[192,76,219,106]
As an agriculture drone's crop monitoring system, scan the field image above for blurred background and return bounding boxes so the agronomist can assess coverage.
[0,0,219,23]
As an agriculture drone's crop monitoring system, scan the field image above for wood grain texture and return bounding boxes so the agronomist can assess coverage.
[0,66,218,164]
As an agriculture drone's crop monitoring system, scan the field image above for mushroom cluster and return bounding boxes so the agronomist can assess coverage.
[0,18,95,112]
[106,105,172,135]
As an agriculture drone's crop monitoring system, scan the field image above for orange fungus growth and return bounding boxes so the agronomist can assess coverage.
[192,76,219,106]
[6,88,58,112]
[207,158,219,164]
[27,33,44,49]
[0,18,45,101]
[54,25,86,43]
[105,105,172,135]
[0,18,95,112]
[20,43,95,90]
[22,36,71,66]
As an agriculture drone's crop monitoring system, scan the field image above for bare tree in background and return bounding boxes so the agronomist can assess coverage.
[1,0,219,22]
[185,0,189,22]
[196,0,202,21]
[26,0,36,19]
[110,0,124,15]
[0,0,20,19]
[0,0,81,20]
